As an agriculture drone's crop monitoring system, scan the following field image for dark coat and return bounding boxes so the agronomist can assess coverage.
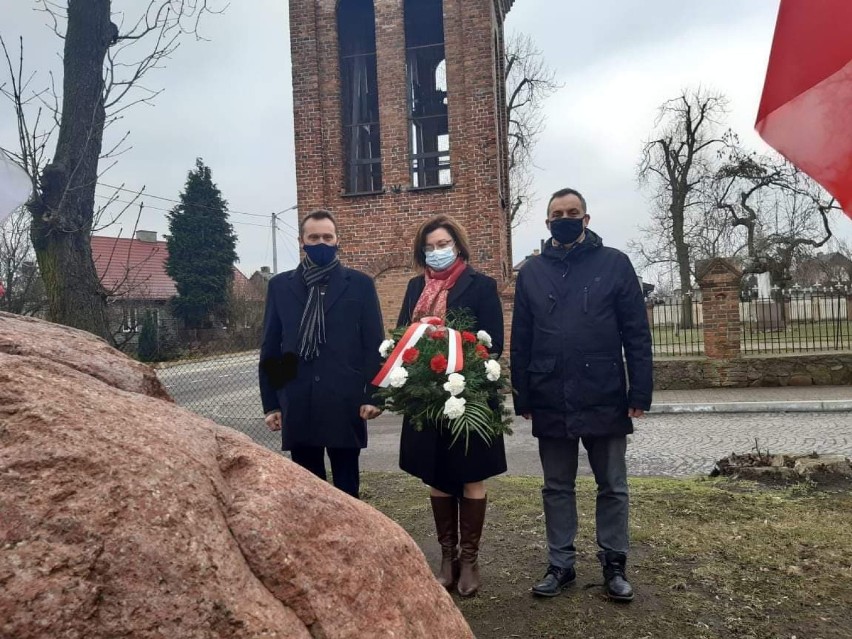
[258,264,385,450]
[510,231,653,439]
[397,265,507,493]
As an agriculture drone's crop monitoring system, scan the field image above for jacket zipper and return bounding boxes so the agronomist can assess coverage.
[583,286,589,314]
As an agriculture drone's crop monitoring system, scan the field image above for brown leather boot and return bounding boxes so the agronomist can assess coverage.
[457,496,487,597]
[430,495,459,588]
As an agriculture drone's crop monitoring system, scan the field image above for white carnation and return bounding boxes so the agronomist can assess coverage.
[442,372,466,397]
[387,367,409,388]
[484,359,501,382]
[476,330,493,348]
[379,339,395,358]
[443,396,467,419]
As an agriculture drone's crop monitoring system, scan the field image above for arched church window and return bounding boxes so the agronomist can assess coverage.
[404,0,451,188]
[338,0,383,194]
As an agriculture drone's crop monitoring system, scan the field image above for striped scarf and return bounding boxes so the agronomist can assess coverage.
[298,255,340,360]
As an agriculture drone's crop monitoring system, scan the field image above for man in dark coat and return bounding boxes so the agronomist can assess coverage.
[511,188,653,602]
[259,209,385,498]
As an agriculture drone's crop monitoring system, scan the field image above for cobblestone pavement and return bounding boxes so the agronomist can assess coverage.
[358,411,852,478]
[623,412,852,476]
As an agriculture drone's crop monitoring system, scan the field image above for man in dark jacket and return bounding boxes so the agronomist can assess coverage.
[259,209,385,499]
[511,188,653,602]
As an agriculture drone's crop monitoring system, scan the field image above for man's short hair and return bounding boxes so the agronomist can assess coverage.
[546,188,588,216]
[299,209,338,238]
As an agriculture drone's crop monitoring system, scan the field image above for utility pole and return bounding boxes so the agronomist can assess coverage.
[271,211,279,274]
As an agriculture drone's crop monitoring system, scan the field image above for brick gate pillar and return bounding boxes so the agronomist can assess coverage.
[696,258,743,359]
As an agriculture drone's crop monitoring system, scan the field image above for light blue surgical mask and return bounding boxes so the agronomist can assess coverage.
[425,246,457,271]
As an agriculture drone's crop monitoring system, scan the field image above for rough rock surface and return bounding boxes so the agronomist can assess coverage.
[0,312,169,400]
[0,318,473,639]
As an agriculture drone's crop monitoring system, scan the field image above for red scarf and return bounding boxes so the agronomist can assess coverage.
[412,259,467,321]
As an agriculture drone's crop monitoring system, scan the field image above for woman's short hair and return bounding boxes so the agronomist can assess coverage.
[411,214,471,269]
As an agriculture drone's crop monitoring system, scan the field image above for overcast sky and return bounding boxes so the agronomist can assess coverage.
[2,0,849,279]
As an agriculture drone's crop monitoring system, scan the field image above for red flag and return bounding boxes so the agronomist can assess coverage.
[755,0,852,218]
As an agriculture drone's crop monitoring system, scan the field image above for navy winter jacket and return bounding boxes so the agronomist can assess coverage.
[510,230,653,438]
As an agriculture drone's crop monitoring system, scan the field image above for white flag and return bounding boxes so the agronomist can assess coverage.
[0,153,32,224]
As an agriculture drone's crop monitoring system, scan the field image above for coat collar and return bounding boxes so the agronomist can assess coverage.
[447,264,475,305]
[284,265,350,311]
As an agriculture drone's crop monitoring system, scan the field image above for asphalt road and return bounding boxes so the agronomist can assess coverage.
[156,354,852,478]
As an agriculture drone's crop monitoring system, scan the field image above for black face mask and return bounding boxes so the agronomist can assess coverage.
[550,217,585,245]
[303,242,338,266]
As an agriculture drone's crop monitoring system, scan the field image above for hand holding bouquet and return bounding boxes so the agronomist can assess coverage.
[372,310,512,451]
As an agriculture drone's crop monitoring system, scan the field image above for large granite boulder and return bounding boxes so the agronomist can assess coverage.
[0,314,473,639]
[0,312,169,401]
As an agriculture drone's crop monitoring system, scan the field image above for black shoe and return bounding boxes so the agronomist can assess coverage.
[531,564,576,597]
[599,551,634,602]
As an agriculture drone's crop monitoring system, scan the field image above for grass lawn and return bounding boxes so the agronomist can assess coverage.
[362,473,852,639]
[651,321,852,356]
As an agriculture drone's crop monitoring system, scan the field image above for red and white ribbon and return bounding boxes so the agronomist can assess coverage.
[445,327,464,374]
[372,317,465,387]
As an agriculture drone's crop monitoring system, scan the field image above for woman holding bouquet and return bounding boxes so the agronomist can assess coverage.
[396,214,507,597]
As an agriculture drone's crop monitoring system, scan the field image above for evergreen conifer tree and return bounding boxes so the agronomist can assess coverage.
[166,159,238,328]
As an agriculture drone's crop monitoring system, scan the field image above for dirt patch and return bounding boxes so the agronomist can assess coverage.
[362,473,852,639]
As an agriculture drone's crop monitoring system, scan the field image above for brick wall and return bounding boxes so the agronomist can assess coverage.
[290,0,514,321]
[499,277,515,357]
[374,265,413,332]
[697,258,743,359]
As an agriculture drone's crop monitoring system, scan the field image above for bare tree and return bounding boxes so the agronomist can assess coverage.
[0,1,222,342]
[635,89,728,327]
[504,32,560,228]
[0,207,45,315]
[714,144,840,286]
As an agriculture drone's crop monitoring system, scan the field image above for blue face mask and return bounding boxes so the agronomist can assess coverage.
[303,242,339,267]
[425,246,457,271]
[550,217,585,245]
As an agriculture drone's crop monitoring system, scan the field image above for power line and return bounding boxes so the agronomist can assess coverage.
[270,206,301,273]
[99,182,267,218]
[93,194,270,228]
[98,182,298,228]
[276,226,300,267]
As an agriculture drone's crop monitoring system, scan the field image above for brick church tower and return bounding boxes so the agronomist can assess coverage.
[289,0,515,325]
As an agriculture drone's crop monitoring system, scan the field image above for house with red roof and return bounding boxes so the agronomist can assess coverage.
[91,231,260,341]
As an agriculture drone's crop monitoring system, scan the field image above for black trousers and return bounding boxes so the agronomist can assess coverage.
[290,446,361,498]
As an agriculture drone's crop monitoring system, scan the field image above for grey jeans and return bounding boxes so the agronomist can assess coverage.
[538,436,629,569]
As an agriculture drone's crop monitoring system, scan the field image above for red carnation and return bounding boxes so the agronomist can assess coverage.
[462,331,476,344]
[476,344,490,359]
[430,329,447,340]
[430,353,448,373]
[423,317,444,326]
[402,347,420,364]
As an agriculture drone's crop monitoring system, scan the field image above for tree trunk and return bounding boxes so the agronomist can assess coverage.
[671,194,694,329]
[28,0,113,342]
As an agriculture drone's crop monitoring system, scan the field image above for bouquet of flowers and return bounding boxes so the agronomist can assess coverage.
[372,309,513,451]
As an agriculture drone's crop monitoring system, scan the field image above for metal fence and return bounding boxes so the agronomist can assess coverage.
[647,297,704,357]
[647,292,852,357]
[740,293,852,354]
[154,351,279,451]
